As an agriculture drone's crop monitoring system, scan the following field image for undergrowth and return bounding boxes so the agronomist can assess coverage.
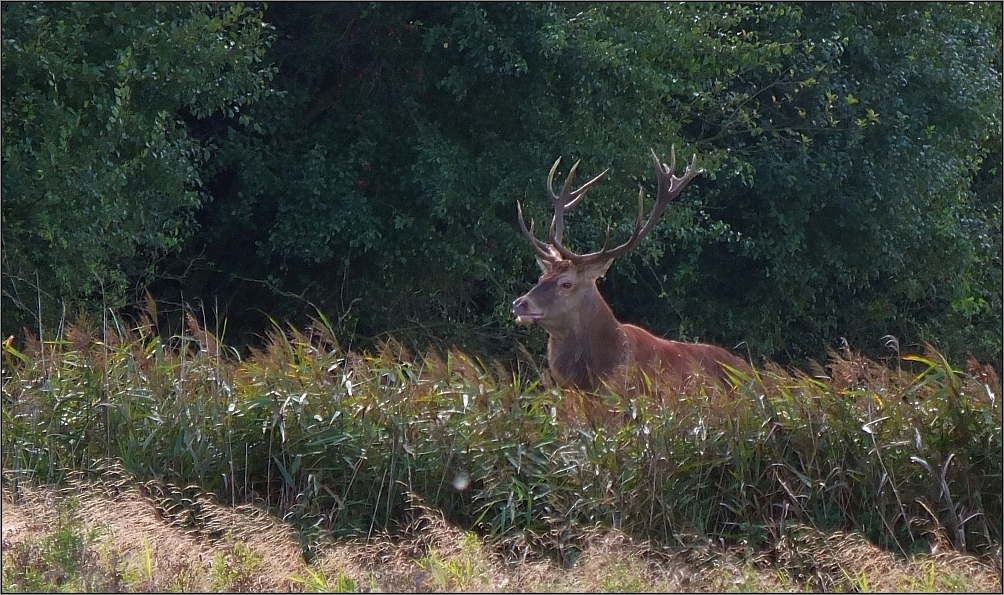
[2,308,1001,569]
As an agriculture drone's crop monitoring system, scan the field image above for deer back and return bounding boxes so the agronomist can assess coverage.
[622,324,748,388]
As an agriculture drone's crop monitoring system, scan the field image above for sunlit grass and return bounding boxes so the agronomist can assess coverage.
[2,307,1001,584]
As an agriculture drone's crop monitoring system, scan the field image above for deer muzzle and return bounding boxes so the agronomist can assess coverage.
[512,296,543,325]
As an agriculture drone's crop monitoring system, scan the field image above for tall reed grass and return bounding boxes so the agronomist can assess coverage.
[2,309,1000,561]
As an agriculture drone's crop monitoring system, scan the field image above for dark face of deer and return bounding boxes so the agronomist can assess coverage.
[512,259,613,334]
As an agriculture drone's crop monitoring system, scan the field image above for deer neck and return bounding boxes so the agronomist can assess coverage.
[547,285,627,389]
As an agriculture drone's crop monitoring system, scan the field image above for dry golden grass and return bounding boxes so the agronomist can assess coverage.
[4,476,1000,593]
[3,476,304,591]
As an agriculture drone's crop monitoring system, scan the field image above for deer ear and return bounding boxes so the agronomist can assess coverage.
[536,257,553,274]
[581,259,614,279]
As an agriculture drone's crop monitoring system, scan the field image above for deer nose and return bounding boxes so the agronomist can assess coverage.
[512,297,528,315]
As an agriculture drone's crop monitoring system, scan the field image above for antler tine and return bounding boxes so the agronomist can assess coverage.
[665,145,677,176]
[654,146,701,199]
[545,157,609,246]
[516,201,559,262]
[545,158,573,245]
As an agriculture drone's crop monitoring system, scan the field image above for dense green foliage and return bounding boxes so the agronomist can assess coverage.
[2,2,1000,367]
[725,3,1003,363]
[3,317,1001,561]
[1,2,275,331]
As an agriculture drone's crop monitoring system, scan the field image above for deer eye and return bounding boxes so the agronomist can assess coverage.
[560,281,573,289]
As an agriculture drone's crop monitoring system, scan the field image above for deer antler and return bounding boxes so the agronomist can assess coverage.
[548,146,702,265]
[517,157,609,262]
[518,147,701,266]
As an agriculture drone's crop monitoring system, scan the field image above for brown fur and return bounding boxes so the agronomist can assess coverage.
[514,259,748,392]
[622,325,747,389]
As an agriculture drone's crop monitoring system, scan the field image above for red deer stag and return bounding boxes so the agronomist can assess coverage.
[512,148,747,392]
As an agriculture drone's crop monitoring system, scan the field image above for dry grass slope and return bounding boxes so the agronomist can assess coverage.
[3,476,1001,593]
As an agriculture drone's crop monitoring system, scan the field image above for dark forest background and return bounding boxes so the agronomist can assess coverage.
[3,2,1001,368]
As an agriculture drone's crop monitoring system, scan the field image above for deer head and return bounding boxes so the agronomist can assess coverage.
[512,147,702,332]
